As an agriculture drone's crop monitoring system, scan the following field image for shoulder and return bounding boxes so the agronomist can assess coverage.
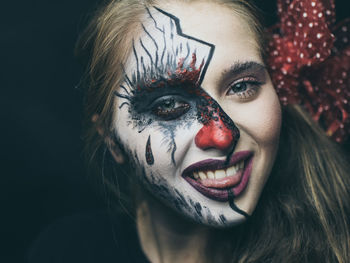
[26,211,138,263]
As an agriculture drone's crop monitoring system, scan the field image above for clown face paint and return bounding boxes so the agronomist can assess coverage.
[113,2,281,227]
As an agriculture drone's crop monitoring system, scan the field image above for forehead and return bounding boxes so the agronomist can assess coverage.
[159,1,254,40]
[156,1,259,55]
[123,2,261,85]
[162,2,262,75]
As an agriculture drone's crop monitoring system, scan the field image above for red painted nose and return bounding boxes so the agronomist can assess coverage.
[195,116,234,151]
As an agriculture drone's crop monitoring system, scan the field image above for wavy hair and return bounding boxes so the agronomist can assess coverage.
[76,0,350,262]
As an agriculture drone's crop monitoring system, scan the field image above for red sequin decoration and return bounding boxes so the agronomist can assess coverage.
[267,0,350,142]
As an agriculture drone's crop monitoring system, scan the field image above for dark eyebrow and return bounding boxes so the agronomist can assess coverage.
[220,61,267,86]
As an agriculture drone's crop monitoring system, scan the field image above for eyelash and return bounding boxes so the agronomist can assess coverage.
[226,77,262,100]
[151,95,191,121]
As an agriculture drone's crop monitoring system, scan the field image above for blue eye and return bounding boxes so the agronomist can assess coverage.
[230,82,249,93]
[226,79,262,100]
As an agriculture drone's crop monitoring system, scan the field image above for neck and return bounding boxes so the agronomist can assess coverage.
[136,189,215,263]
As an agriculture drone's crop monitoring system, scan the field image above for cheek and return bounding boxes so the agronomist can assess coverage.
[226,88,282,148]
[114,103,200,170]
[113,108,149,163]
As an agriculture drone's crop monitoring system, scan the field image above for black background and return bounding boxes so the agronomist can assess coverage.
[1,1,349,262]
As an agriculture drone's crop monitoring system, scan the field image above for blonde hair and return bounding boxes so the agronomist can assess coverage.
[222,105,350,263]
[76,0,350,262]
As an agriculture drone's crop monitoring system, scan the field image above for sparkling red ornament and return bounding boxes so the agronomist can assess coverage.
[267,0,350,142]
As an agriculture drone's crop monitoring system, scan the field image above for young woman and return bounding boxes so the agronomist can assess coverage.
[29,0,350,262]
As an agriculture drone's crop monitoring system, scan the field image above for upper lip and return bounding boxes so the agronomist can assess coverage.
[181,151,253,178]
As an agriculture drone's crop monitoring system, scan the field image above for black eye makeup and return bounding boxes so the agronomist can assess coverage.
[127,78,197,121]
[151,95,191,121]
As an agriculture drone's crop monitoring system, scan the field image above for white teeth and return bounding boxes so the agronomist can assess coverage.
[240,161,244,169]
[233,160,244,171]
[207,171,215,179]
[192,160,245,180]
[199,171,207,180]
[215,170,226,179]
[226,166,235,177]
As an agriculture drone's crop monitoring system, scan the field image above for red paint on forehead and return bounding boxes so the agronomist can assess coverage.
[136,53,204,93]
[168,53,204,86]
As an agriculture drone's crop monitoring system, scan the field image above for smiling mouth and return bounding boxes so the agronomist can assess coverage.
[182,151,254,202]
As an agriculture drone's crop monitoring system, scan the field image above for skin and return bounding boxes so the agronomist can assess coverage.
[111,2,281,262]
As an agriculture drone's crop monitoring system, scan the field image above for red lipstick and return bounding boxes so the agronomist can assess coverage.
[182,151,253,201]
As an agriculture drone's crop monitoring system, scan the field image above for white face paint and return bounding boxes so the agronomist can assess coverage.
[113,2,281,227]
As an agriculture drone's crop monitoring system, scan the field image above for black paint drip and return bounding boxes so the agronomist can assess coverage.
[145,135,154,165]
[228,190,249,218]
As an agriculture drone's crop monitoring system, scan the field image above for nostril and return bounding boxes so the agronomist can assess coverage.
[195,118,235,151]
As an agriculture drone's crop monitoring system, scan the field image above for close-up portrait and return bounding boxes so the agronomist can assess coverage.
[2,0,350,262]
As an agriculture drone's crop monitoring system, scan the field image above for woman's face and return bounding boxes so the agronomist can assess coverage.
[113,2,281,227]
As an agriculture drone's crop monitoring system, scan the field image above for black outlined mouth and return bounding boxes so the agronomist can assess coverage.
[182,151,254,201]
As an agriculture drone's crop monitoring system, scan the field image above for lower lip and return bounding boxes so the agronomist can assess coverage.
[183,156,254,202]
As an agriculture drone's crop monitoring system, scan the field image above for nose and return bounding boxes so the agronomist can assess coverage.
[195,112,237,151]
